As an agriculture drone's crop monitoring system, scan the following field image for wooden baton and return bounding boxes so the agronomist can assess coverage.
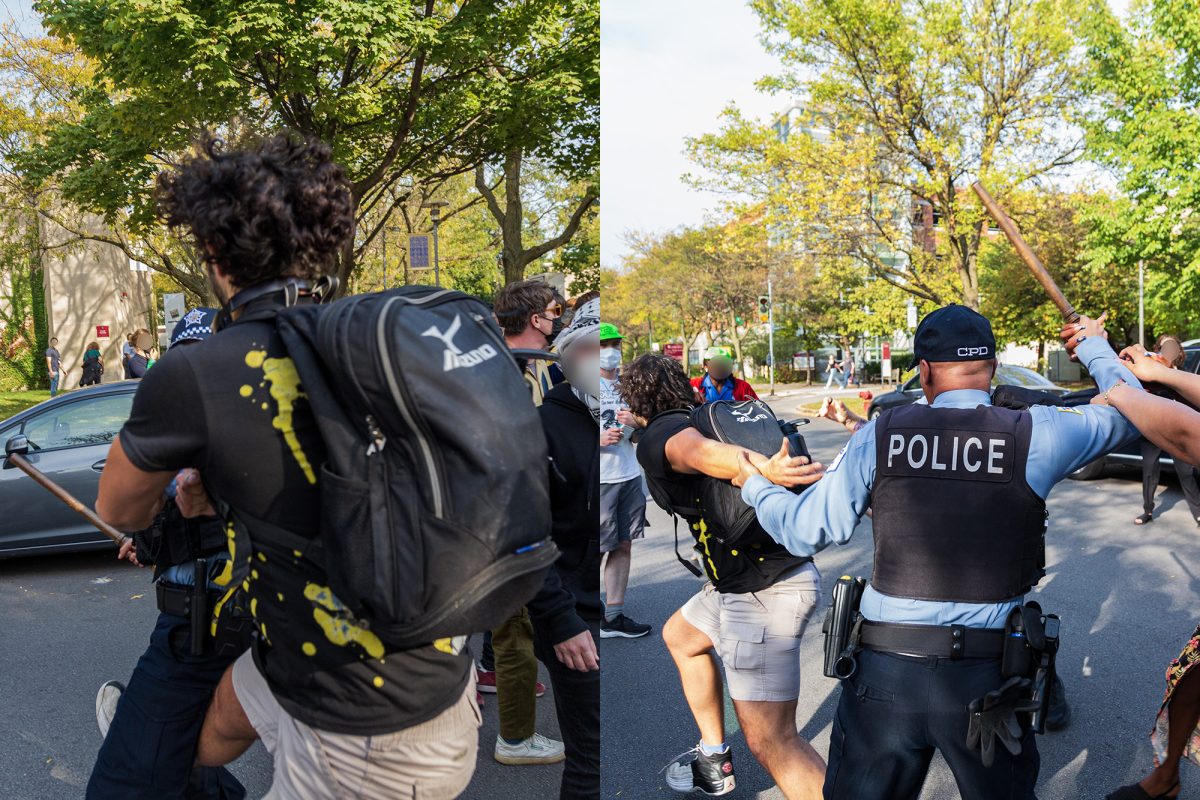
[971,181,1080,324]
[7,452,129,545]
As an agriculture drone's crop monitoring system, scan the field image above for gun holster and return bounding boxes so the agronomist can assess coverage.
[996,601,1062,735]
[822,575,866,679]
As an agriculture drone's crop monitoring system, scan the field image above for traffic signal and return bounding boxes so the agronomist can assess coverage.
[757,295,770,315]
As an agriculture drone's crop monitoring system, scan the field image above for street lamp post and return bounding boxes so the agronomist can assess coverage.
[768,275,775,396]
[1138,259,1145,346]
[421,201,449,287]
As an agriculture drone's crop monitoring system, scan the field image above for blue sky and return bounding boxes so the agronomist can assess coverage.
[601,0,1132,270]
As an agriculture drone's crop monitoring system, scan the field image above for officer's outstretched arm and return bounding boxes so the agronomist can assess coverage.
[737,427,875,557]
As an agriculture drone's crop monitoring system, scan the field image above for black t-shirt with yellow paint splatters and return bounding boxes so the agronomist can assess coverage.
[637,413,809,595]
[118,309,470,735]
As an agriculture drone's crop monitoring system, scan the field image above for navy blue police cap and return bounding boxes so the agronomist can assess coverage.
[909,304,996,369]
[170,307,217,349]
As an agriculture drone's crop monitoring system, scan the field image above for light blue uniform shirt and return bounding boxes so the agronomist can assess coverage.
[741,337,1143,628]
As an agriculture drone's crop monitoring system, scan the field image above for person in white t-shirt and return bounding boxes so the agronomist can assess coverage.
[598,322,652,639]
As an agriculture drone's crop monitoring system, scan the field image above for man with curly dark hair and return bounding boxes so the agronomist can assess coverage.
[622,353,828,799]
[94,133,479,799]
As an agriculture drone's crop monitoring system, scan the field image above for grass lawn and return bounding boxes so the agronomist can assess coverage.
[0,390,50,421]
[795,395,870,418]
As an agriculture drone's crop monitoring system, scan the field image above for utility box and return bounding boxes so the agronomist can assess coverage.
[1047,349,1083,383]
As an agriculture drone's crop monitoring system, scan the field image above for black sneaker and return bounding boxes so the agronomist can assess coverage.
[600,613,652,639]
[1046,674,1071,731]
[663,744,736,796]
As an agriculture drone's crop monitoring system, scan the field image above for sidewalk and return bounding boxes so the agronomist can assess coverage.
[761,381,896,400]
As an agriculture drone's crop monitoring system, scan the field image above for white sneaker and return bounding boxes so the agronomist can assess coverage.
[494,732,566,765]
[96,681,125,739]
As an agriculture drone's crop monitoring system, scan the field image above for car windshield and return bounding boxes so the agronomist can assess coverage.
[899,365,1058,392]
[993,364,1059,389]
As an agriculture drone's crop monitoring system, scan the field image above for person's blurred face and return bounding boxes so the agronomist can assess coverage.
[563,335,600,395]
[1160,339,1183,367]
[707,357,734,381]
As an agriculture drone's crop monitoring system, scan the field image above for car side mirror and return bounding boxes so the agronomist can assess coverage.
[5,434,29,457]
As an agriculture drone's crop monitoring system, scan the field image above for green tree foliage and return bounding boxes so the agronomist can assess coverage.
[1081,0,1200,340]
[23,0,597,291]
[689,0,1099,311]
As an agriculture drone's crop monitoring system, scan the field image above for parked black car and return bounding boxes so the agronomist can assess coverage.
[864,364,1071,419]
[0,381,138,557]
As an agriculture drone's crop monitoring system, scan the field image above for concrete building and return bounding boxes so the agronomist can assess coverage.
[41,216,155,385]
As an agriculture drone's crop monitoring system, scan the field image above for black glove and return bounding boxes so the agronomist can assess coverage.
[965,676,1039,767]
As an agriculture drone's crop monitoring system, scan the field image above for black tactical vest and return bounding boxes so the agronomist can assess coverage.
[871,402,1047,602]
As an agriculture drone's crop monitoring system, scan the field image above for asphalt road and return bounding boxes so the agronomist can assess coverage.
[601,397,1200,799]
[0,555,563,799]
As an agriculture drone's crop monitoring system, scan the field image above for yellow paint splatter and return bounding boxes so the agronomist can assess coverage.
[244,349,316,484]
[293,550,302,558]
[210,523,240,636]
[303,582,385,659]
[239,385,252,398]
[251,569,259,580]
[257,552,267,562]
[372,676,384,688]
[433,636,467,655]
[261,403,269,410]
[302,642,316,656]
[250,598,258,617]
[277,592,284,602]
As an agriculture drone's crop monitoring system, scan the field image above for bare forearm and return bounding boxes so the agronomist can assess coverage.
[1155,369,1200,410]
[1109,387,1200,466]
[96,438,173,530]
[684,439,768,480]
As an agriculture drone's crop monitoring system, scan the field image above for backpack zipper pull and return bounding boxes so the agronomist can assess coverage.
[365,414,387,455]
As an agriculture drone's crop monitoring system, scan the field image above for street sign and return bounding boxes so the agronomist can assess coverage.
[792,352,814,369]
[663,343,684,361]
[96,325,110,339]
[163,293,186,326]
[409,235,431,269]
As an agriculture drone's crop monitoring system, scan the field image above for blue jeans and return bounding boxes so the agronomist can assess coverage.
[86,612,246,800]
[824,649,1039,800]
[49,373,59,397]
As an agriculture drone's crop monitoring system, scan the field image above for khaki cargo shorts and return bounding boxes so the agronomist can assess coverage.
[231,650,481,799]
[681,562,822,702]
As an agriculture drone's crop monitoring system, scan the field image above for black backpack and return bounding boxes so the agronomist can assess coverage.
[644,399,810,574]
[266,285,559,649]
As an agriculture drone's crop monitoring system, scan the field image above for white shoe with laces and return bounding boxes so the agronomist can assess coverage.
[95,681,125,739]
[494,732,566,765]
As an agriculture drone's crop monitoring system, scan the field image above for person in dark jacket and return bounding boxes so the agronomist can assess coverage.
[528,297,602,800]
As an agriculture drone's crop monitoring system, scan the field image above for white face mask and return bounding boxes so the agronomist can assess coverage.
[565,354,601,397]
[599,349,622,370]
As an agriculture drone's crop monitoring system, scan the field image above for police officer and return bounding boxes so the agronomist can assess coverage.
[732,305,1140,799]
[88,308,252,800]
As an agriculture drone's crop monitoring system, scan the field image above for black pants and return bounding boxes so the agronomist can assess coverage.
[87,612,245,800]
[825,649,1039,800]
[1141,438,1200,519]
[533,622,600,800]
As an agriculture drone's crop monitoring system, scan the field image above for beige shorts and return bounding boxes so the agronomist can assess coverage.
[681,562,822,702]
[231,651,481,800]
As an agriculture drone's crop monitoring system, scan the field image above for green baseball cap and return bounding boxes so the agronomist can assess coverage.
[704,346,733,361]
[599,322,623,341]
